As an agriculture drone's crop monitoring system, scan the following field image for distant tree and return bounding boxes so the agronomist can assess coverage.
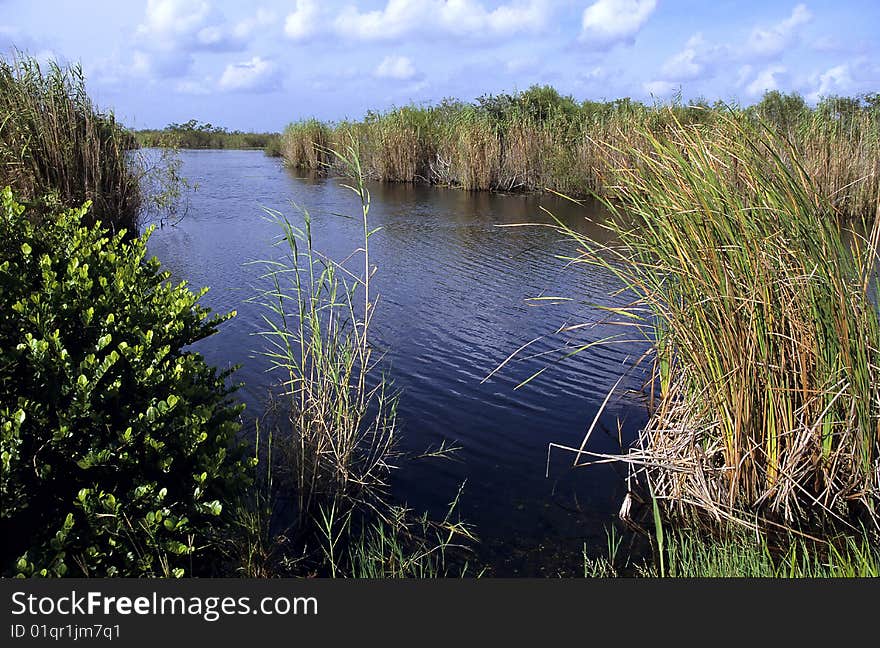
[754,90,808,133]
[477,85,579,124]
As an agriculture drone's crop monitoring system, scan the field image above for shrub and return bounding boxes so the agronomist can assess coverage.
[0,187,252,577]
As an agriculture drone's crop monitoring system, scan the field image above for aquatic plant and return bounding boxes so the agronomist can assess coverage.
[558,110,880,535]
[0,54,141,234]
[245,138,475,576]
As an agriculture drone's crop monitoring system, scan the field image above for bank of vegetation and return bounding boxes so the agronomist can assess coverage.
[281,85,880,220]
[135,119,281,154]
[0,57,141,234]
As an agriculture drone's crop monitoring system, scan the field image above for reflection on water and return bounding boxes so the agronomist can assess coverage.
[146,150,650,575]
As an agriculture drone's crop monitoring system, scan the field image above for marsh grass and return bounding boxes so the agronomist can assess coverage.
[0,54,140,233]
[656,528,880,577]
[584,523,879,577]
[281,118,334,170]
[318,485,477,578]
[280,89,879,220]
[253,138,396,523]
[555,110,880,536]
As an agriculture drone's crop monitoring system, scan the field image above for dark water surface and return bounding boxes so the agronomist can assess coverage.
[146,149,650,575]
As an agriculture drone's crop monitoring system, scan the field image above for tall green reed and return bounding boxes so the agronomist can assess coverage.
[558,110,880,535]
[252,136,396,526]
[0,54,141,233]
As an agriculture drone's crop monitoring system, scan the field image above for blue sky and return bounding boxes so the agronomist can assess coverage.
[2,1,878,131]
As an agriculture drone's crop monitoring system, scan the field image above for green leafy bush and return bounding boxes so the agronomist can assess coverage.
[0,187,252,576]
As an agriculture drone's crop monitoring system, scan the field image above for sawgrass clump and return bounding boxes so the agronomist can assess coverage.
[0,55,140,234]
[561,110,880,536]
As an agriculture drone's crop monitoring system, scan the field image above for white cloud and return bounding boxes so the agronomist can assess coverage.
[130,49,193,79]
[806,59,880,102]
[234,8,275,39]
[333,0,416,40]
[643,80,678,97]
[660,33,727,82]
[645,6,818,99]
[127,1,278,85]
[135,0,272,57]
[478,1,548,36]
[745,64,787,96]
[374,55,418,80]
[332,0,549,42]
[284,0,320,40]
[745,3,812,59]
[137,0,211,40]
[579,0,657,49]
[218,56,281,92]
[807,63,852,101]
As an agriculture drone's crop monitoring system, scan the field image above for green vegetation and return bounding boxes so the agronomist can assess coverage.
[135,119,280,154]
[255,145,398,528]
[281,85,880,219]
[0,53,472,578]
[0,56,141,235]
[584,523,879,577]
[555,110,879,538]
[4,47,876,576]
[0,188,252,577]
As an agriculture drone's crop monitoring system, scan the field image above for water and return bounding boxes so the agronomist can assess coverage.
[145,149,650,575]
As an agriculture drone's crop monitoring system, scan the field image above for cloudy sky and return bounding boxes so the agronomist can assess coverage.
[2,1,878,131]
